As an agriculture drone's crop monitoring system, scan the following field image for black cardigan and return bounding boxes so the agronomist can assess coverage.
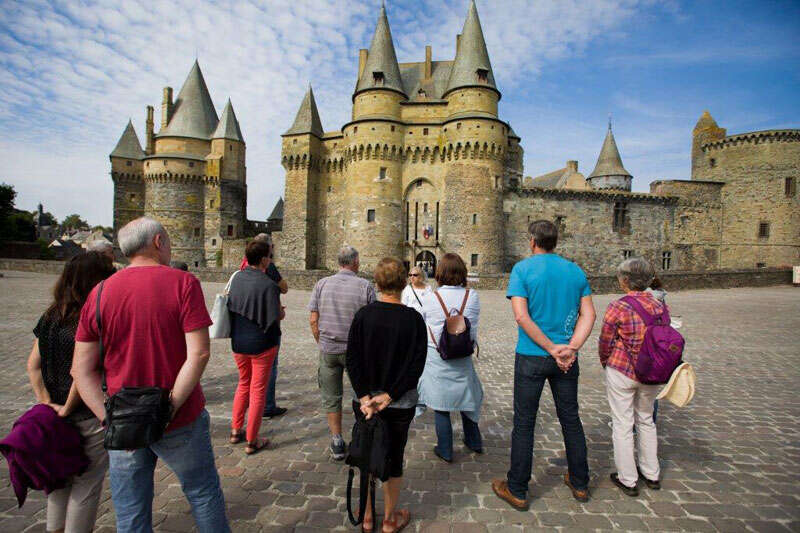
[346,301,427,402]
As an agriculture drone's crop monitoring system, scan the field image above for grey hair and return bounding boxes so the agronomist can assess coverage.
[337,245,359,267]
[617,257,655,291]
[118,217,167,257]
[87,240,113,253]
[253,233,272,246]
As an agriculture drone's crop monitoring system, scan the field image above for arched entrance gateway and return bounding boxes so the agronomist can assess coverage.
[415,250,436,278]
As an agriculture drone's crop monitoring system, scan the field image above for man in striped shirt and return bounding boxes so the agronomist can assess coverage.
[309,245,376,460]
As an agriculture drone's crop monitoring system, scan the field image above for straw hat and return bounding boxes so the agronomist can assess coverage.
[656,362,696,407]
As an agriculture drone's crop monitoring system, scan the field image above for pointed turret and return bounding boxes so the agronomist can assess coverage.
[110,120,145,160]
[693,110,719,133]
[284,86,324,137]
[444,0,498,98]
[588,124,632,190]
[157,61,219,139]
[213,99,244,142]
[354,3,405,97]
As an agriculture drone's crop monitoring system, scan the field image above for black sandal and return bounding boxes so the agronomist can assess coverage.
[229,429,245,444]
[245,438,269,455]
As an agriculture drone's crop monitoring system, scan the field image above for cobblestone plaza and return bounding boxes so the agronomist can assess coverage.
[0,271,798,532]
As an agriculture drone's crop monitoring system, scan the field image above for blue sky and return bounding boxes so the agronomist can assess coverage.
[0,0,798,226]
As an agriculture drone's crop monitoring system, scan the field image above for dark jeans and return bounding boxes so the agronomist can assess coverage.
[507,354,589,499]
[265,351,279,412]
[434,410,482,461]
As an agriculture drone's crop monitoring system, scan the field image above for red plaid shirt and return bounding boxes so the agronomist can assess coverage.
[598,292,667,381]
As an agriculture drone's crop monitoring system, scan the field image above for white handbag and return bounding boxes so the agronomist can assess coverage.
[209,271,239,339]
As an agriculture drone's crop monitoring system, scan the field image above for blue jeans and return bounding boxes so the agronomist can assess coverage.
[265,350,279,412]
[108,409,230,533]
[507,354,589,499]
[434,410,482,461]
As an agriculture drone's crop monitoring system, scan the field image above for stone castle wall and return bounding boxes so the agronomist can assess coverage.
[145,177,206,266]
[692,131,800,269]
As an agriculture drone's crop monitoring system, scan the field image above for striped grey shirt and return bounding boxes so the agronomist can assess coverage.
[308,269,376,355]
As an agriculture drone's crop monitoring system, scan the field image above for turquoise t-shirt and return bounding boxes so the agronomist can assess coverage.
[506,254,591,356]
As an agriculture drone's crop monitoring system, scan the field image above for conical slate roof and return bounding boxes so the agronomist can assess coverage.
[445,0,497,97]
[588,126,631,179]
[284,86,324,137]
[693,110,718,132]
[268,198,284,220]
[213,99,244,142]
[110,120,145,160]
[157,61,219,139]
[354,3,405,97]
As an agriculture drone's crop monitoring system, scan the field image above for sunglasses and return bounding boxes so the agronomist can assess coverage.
[409,273,420,277]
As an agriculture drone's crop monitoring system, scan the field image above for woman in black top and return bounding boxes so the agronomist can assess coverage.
[346,257,427,533]
[27,251,115,533]
[227,240,284,454]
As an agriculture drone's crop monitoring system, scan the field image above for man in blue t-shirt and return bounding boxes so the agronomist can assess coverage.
[492,220,596,510]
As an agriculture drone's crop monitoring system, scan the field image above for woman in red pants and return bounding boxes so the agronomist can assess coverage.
[227,240,284,454]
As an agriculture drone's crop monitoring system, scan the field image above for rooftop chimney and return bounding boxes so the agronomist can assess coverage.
[424,45,432,78]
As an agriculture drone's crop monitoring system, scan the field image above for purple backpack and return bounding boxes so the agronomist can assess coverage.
[621,295,685,385]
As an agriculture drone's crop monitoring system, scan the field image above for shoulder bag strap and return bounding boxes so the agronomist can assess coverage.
[95,281,107,395]
[411,286,424,308]
[458,288,470,316]
[621,295,656,327]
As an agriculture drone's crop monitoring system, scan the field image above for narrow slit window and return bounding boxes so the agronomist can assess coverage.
[379,167,387,180]
[193,227,200,237]
[613,202,628,232]
[785,177,796,197]
[472,214,477,225]
[471,254,478,267]
[758,222,770,238]
[662,251,672,270]
[227,224,234,236]
[423,203,428,213]
[367,209,376,223]
[423,128,429,136]
[211,238,216,246]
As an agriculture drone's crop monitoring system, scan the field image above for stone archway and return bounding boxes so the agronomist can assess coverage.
[415,250,436,278]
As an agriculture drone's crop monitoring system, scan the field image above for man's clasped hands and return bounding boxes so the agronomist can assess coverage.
[359,393,392,419]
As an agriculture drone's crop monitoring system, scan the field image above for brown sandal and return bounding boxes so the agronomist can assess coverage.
[245,438,269,455]
[229,429,245,444]
[382,509,409,532]
[360,515,374,533]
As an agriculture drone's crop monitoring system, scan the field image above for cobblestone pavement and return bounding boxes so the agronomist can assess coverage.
[0,270,798,532]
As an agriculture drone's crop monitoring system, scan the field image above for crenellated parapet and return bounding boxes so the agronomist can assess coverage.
[702,129,800,151]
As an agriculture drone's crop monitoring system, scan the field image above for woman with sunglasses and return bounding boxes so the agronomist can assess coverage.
[400,265,431,315]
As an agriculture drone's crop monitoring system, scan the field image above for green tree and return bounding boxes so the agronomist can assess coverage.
[62,214,89,230]
[91,225,113,234]
[0,183,35,242]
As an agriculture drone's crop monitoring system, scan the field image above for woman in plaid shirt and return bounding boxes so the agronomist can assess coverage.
[599,257,664,497]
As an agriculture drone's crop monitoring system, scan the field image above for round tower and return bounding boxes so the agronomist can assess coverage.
[691,110,726,180]
[110,120,146,235]
[343,3,406,270]
[440,0,505,274]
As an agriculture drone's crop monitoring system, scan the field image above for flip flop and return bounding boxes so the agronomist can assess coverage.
[382,509,410,532]
[245,438,270,455]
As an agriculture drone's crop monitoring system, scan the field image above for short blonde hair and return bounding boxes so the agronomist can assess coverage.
[409,265,427,282]
[374,257,407,296]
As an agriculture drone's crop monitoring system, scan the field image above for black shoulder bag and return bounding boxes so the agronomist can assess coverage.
[96,281,172,450]
[345,411,392,526]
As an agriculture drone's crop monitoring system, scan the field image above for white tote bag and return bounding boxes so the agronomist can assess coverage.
[209,271,239,339]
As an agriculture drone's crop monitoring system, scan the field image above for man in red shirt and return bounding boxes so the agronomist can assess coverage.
[72,217,230,532]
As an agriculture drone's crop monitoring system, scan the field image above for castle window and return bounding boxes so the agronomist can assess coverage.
[210,199,215,208]
[471,254,478,267]
[415,180,423,188]
[293,139,297,144]
[163,160,167,165]
[472,214,477,225]
[193,227,200,237]
[418,89,426,98]
[423,203,428,213]
[188,161,194,167]
[379,167,387,180]
[622,249,634,260]
[129,193,136,201]
[423,128,429,136]
[494,176,500,189]
[390,126,395,132]
[758,222,770,238]
[662,251,672,270]
[327,186,332,193]
[613,201,629,232]
[785,177,796,197]
[555,215,566,234]
[709,158,716,168]
[126,160,132,167]
[372,71,384,85]
[504,213,510,222]
[212,238,216,246]
[367,209,376,223]
[756,262,766,269]
[354,126,358,134]
[476,68,488,82]
[194,261,198,268]
[229,146,232,151]
[456,123,462,130]
[146,161,150,168]
[227,224,234,236]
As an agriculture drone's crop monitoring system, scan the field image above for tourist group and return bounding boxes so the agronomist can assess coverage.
[1,216,691,532]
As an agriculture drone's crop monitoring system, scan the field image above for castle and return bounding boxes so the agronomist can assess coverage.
[109,61,273,268]
[277,0,800,275]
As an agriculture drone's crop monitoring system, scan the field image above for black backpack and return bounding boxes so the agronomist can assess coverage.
[345,413,391,526]
[428,289,475,360]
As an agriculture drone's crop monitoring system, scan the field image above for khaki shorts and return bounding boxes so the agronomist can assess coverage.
[318,351,347,412]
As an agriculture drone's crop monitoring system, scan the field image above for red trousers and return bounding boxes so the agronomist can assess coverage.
[231,346,278,443]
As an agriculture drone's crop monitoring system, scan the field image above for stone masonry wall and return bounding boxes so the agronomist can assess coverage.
[145,177,206,267]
